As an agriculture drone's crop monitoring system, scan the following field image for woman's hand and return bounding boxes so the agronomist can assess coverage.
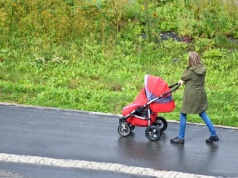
[178,80,184,85]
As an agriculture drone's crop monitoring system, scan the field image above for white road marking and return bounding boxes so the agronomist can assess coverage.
[0,153,215,178]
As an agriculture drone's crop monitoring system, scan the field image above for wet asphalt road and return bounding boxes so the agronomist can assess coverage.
[0,103,238,178]
[0,162,142,178]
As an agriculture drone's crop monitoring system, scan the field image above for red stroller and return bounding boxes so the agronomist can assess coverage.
[118,74,180,141]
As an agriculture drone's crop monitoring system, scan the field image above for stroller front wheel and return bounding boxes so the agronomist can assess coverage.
[118,124,131,137]
[145,125,161,141]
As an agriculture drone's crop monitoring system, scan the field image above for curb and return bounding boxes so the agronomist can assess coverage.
[1,102,237,130]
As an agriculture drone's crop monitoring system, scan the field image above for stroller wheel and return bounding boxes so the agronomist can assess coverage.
[145,125,161,141]
[129,124,135,131]
[155,117,168,132]
[118,124,131,137]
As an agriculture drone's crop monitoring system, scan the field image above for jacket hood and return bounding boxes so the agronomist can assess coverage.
[190,64,206,75]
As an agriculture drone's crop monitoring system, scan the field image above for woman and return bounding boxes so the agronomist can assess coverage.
[171,52,219,144]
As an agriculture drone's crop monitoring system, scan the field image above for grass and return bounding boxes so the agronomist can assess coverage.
[0,0,238,127]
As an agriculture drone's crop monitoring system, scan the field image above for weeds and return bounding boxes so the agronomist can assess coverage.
[0,0,238,127]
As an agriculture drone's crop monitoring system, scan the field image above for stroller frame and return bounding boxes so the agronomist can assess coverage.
[118,83,180,141]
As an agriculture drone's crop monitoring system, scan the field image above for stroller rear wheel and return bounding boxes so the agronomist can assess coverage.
[145,125,161,141]
[118,124,131,137]
[129,124,135,131]
[154,117,168,132]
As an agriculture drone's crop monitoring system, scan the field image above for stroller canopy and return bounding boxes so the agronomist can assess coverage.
[144,74,172,104]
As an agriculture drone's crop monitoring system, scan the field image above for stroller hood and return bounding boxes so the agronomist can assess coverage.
[144,74,172,103]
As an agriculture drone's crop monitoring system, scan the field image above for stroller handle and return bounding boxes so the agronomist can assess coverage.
[164,82,181,95]
[169,82,180,88]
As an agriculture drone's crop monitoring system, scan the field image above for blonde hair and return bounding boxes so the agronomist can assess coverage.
[188,52,201,67]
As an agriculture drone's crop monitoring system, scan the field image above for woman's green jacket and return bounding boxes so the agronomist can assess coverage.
[180,64,208,114]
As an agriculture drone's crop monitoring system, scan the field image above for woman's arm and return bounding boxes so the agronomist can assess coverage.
[181,68,192,82]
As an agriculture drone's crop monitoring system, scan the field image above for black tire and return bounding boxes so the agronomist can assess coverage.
[145,125,161,141]
[155,117,168,132]
[118,124,131,137]
[129,124,135,131]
